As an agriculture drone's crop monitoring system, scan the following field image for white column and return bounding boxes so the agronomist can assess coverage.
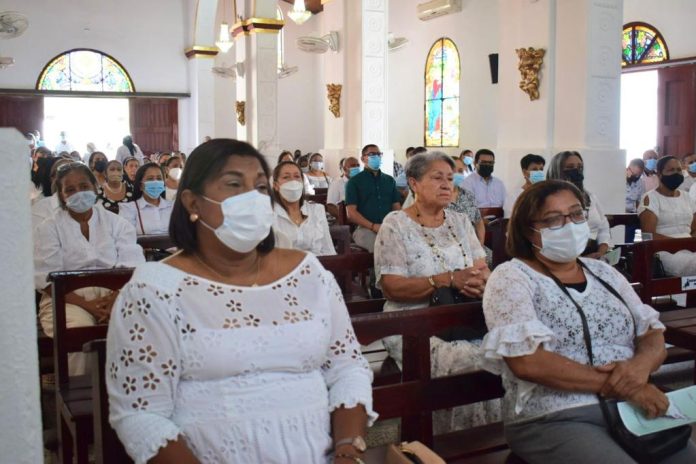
[187,55,217,148]
[0,129,43,463]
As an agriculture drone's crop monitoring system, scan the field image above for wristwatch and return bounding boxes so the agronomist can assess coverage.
[334,436,367,453]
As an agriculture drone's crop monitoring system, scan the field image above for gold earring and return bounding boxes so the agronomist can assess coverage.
[189,213,199,222]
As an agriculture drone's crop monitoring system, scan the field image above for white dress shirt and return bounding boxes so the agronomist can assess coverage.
[116,144,145,164]
[34,206,144,290]
[327,176,348,205]
[119,197,173,235]
[587,192,611,245]
[460,172,507,208]
[273,202,336,256]
[31,193,61,231]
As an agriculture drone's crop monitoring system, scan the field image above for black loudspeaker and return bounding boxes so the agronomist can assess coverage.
[489,53,499,84]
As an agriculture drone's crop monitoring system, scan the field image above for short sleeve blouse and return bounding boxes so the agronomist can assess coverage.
[638,189,694,238]
[480,258,664,423]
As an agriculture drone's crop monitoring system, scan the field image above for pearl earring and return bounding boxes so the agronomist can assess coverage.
[189,213,199,222]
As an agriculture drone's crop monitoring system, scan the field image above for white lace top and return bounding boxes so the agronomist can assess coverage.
[481,258,664,423]
[106,255,376,464]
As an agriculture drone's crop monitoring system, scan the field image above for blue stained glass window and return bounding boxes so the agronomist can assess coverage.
[425,38,460,147]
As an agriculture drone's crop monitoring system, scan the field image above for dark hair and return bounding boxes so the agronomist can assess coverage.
[297,154,310,167]
[520,154,546,170]
[34,157,58,194]
[88,151,107,170]
[123,135,135,156]
[272,161,305,212]
[278,151,293,163]
[628,158,645,170]
[411,146,427,156]
[506,180,586,260]
[169,138,275,254]
[35,146,53,159]
[656,155,677,175]
[53,162,98,209]
[406,147,414,155]
[474,149,495,164]
[309,153,323,163]
[165,155,182,168]
[361,144,379,156]
[459,149,473,158]
[133,163,165,200]
[338,157,346,171]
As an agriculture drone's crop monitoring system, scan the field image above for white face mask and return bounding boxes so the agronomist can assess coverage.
[65,190,97,213]
[168,167,182,181]
[310,161,324,171]
[279,180,303,203]
[533,221,590,263]
[199,190,274,253]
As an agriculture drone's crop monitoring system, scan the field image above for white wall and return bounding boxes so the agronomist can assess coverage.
[388,0,499,163]
[624,0,696,59]
[0,0,189,93]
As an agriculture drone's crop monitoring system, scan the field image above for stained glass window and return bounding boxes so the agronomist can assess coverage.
[622,23,669,67]
[37,49,134,92]
[425,38,460,147]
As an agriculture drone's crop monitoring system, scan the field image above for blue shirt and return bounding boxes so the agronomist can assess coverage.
[460,172,507,208]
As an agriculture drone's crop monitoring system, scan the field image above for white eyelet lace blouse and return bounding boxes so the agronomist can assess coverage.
[481,258,664,424]
[106,254,376,464]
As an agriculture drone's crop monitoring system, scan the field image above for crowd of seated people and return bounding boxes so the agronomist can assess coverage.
[27,133,696,464]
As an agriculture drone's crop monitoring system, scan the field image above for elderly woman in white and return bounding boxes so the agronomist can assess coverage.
[272,160,336,256]
[34,162,144,375]
[119,163,173,235]
[374,152,497,432]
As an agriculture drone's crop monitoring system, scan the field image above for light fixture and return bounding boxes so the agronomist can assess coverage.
[215,0,233,53]
[288,0,312,25]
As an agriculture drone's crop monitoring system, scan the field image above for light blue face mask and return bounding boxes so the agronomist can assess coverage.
[65,190,97,213]
[688,163,696,174]
[645,158,657,171]
[529,170,545,184]
[143,180,165,199]
[463,156,474,166]
[453,173,466,187]
[348,166,361,178]
[367,155,382,170]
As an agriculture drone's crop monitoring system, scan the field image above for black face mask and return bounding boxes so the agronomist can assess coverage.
[563,168,584,183]
[478,164,494,178]
[662,173,684,191]
[627,175,641,184]
[94,160,107,173]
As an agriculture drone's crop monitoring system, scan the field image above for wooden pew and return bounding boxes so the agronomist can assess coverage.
[319,252,374,300]
[49,268,134,464]
[306,193,328,205]
[352,302,513,462]
[479,207,504,222]
[329,224,352,254]
[607,213,640,246]
[484,218,510,268]
[630,237,696,307]
[136,234,174,250]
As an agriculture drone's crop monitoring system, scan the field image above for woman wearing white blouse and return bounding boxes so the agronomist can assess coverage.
[119,163,173,235]
[306,153,333,189]
[106,139,374,464]
[34,163,144,375]
[272,161,336,256]
[164,155,183,201]
[481,180,696,463]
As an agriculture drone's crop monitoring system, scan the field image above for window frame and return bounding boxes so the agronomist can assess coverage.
[36,48,135,92]
[622,22,670,68]
[424,37,461,148]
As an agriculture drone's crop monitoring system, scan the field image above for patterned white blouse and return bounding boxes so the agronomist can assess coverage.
[106,255,376,464]
[481,258,664,424]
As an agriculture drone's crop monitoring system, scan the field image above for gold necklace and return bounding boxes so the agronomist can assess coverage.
[193,252,262,287]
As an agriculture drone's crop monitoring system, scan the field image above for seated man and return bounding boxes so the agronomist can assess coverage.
[345,144,401,252]
[460,148,507,209]
[680,153,696,193]
[505,153,546,216]
[326,156,359,219]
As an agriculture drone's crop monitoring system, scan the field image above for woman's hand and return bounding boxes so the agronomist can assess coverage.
[596,359,652,399]
[86,291,118,323]
[452,262,489,298]
[627,384,669,419]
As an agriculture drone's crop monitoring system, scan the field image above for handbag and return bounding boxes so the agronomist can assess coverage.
[540,259,691,464]
[429,287,485,341]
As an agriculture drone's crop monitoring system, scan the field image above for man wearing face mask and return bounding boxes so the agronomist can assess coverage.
[641,149,660,192]
[679,153,696,194]
[506,153,546,217]
[327,156,360,219]
[460,148,507,208]
[345,144,402,252]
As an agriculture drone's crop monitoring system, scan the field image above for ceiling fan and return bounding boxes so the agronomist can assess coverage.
[297,31,339,54]
[278,65,299,79]
[388,33,409,52]
[0,11,29,69]
[212,61,245,80]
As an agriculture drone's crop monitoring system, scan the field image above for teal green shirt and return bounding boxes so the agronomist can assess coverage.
[345,170,401,225]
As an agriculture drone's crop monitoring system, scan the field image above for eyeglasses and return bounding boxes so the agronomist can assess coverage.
[366,152,383,157]
[533,209,588,230]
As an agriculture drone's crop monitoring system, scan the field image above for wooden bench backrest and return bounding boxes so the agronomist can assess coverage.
[49,268,134,385]
[136,234,175,250]
[306,194,327,205]
[84,339,133,464]
[485,217,510,268]
[346,298,385,315]
[606,213,640,229]
[351,302,503,445]
[319,252,373,298]
[631,238,696,304]
[479,207,504,220]
[329,224,352,254]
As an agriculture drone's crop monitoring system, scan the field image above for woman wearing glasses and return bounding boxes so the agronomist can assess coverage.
[546,151,611,259]
[481,180,695,463]
[34,162,144,375]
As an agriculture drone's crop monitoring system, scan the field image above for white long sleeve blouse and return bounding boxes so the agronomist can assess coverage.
[119,198,173,236]
[273,202,336,256]
[34,206,145,290]
[106,255,376,464]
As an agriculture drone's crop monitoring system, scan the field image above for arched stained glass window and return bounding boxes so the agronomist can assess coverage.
[622,22,669,67]
[37,49,134,92]
[425,38,460,147]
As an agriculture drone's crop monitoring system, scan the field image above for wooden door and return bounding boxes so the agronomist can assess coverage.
[0,95,44,136]
[657,64,696,158]
[129,98,178,155]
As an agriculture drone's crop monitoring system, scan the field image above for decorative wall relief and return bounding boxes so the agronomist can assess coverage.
[235,101,245,126]
[516,47,546,101]
[326,83,342,118]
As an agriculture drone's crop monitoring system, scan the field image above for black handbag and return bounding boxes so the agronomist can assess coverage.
[429,287,485,341]
[540,260,691,464]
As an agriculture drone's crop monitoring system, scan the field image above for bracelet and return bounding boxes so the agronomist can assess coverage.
[428,275,436,288]
[335,454,365,464]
